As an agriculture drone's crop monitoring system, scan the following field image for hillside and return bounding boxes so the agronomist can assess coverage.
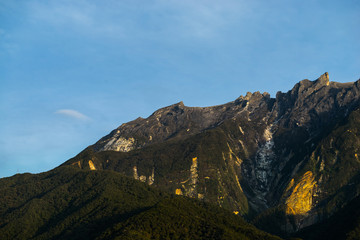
[0,166,282,240]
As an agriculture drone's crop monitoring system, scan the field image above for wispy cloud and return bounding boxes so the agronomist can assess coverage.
[55,109,90,121]
[24,0,248,41]
[153,0,248,39]
[28,0,94,26]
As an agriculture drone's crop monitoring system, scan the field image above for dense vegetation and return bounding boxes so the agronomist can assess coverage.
[0,166,282,240]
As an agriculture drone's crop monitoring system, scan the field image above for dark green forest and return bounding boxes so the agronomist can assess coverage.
[0,166,282,240]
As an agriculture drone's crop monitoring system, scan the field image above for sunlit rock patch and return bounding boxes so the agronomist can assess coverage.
[285,171,317,215]
[88,160,96,170]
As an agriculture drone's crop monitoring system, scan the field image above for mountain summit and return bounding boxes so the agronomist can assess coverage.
[64,73,360,236]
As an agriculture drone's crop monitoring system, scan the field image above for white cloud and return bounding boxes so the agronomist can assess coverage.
[55,109,90,121]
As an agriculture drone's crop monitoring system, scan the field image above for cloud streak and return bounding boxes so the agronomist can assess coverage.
[55,109,90,121]
[25,0,248,41]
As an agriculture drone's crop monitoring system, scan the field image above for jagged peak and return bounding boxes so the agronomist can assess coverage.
[176,101,185,107]
[287,72,331,98]
[315,72,330,86]
[168,101,185,110]
[237,91,271,102]
[166,101,185,108]
[149,101,186,117]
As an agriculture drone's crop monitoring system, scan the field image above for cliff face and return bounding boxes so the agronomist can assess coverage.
[64,72,360,235]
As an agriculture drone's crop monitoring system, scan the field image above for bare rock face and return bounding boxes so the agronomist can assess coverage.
[65,72,360,236]
[101,136,135,152]
[285,171,317,215]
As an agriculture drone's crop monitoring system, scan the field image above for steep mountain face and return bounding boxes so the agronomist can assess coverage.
[64,73,360,235]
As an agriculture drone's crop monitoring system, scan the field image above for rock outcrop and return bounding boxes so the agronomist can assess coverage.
[285,171,317,215]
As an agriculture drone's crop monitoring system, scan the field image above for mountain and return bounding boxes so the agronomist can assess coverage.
[63,72,360,236]
[0,166,282,240]
[2,72,360,239]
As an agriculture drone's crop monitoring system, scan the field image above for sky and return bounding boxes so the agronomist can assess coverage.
[0,0,359,178]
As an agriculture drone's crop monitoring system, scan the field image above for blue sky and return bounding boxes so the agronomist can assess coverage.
[0,0,359,178]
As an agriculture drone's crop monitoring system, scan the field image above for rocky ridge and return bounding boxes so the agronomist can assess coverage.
[65,72,360,236]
